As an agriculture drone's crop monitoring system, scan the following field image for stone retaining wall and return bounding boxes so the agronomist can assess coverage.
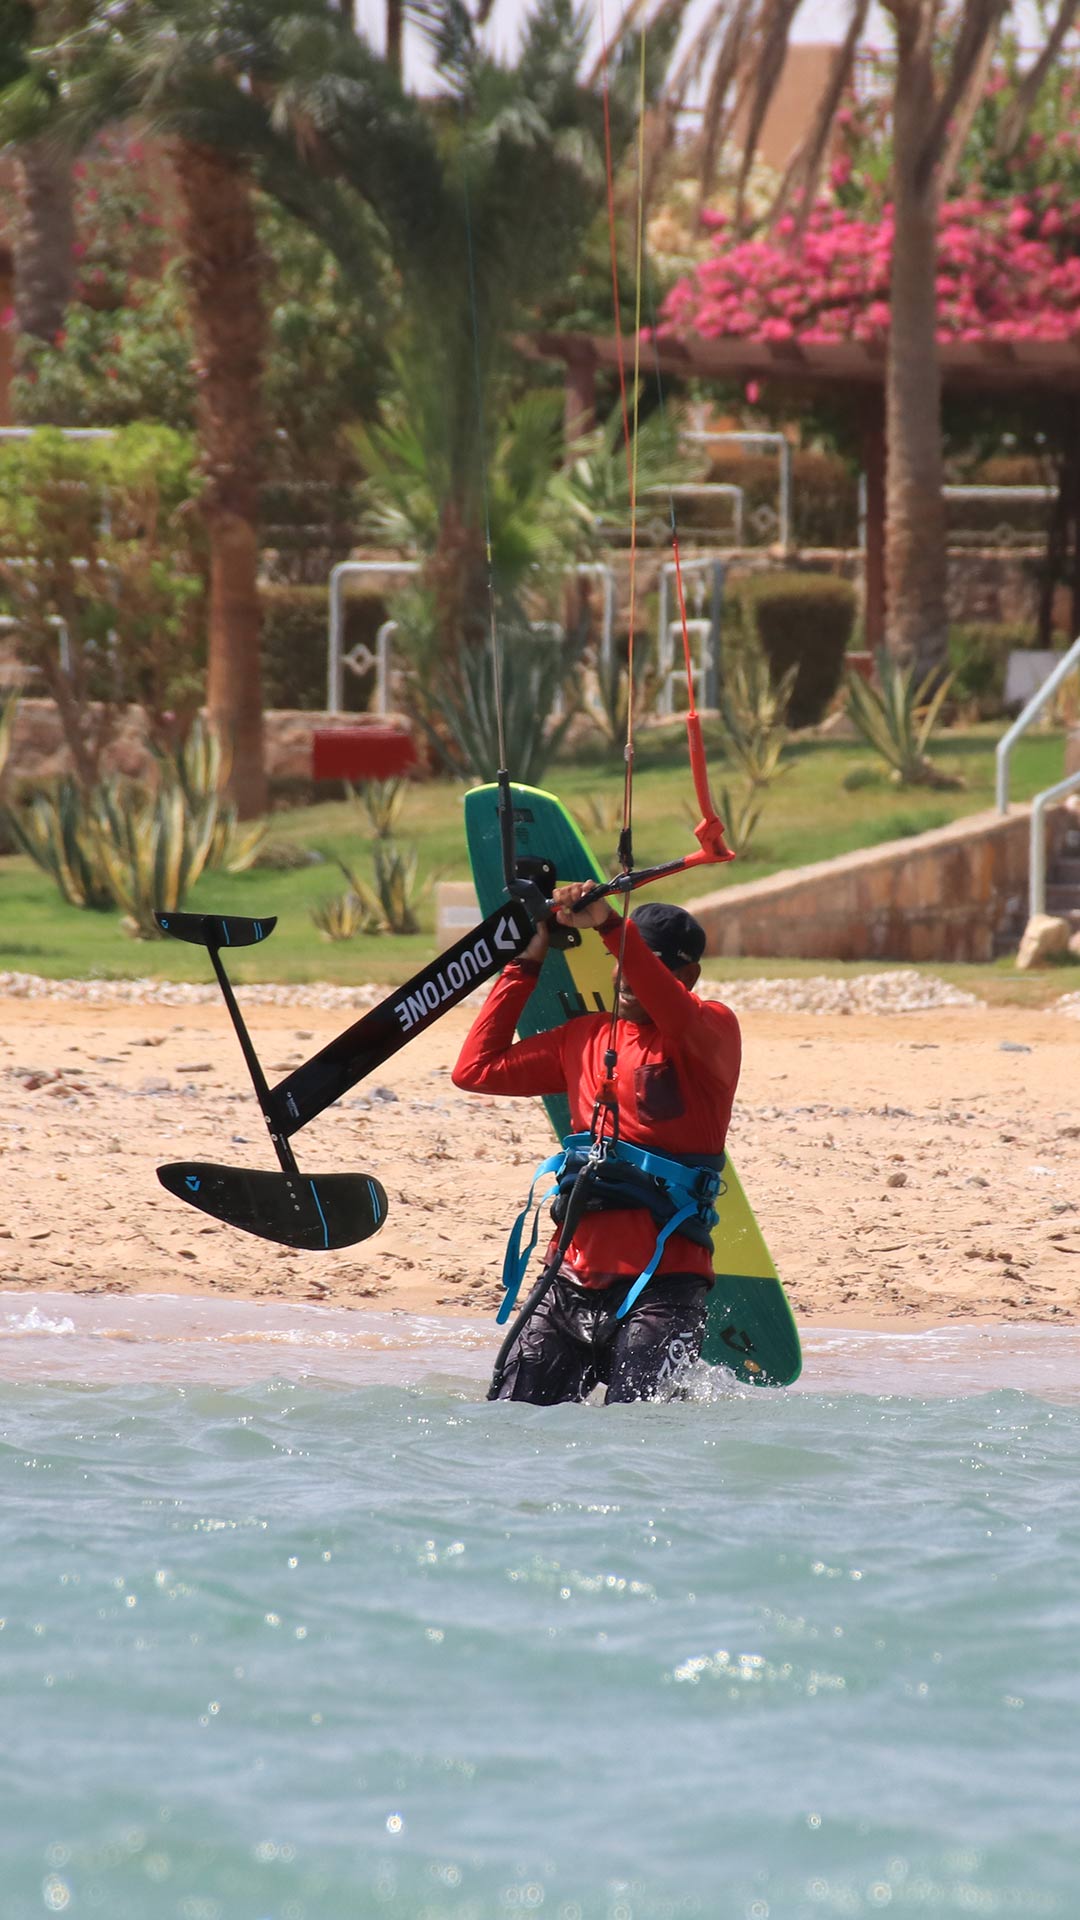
[687,805,1072,964]
[1,700,413,788]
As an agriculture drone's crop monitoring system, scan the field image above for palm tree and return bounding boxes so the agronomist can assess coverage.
[2,1,77,352]
[172,136,266,817]
[231,0,646,655]
[2,0,351,815]
[641,0,1076,679]
[13,0,649,802]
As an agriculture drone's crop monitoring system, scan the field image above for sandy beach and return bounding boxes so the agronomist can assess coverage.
[1,985,1078,1331]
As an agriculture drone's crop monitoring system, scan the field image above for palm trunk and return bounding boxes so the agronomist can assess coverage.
[386,0,404,77]
[173,140,267,819]
[14,137,75,350]
[885,30,948,681]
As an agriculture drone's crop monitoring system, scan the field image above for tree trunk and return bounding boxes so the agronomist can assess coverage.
[1066,403,1080,644]
[861,391,887,654]
[173,140,267,818]
[385,0,404,77]
[885,30,948,681]
[14,137,75,352]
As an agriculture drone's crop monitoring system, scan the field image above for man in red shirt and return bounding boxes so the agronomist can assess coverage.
[452,883,741,1403]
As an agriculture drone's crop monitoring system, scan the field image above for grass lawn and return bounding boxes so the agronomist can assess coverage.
[1,720,1076,1004]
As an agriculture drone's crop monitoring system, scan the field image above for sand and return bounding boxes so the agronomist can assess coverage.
[1,990,1079,1330]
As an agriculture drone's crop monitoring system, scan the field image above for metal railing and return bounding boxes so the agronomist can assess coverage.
[657,556,725,716]
[1029,767,1080,920]
[857,478,1056,552]
[682,430,792,550]
[326,560,618,717]
[326,560,420,713]
[0,427,115,442]
[995,633,1080,814]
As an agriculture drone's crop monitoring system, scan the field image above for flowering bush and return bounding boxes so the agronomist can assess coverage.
[659,192,1080,347]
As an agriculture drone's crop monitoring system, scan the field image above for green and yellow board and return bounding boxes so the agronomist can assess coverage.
[464,782,801,1386]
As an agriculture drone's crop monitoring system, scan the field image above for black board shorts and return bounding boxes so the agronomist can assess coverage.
[493,1272,709,1406]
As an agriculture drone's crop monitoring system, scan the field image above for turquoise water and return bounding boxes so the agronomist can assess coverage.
[3,1300,1079,1920]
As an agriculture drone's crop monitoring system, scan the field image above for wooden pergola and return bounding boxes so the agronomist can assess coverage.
[531,329,1080,649]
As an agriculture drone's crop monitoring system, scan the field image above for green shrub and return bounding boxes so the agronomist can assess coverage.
[739,571,856,728]
[947,622,1039,718]
[0,427,205,783]
[259,585,389,711]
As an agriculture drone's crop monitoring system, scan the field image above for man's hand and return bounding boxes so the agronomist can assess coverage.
[551,881,617,931]
[520,918,551,966]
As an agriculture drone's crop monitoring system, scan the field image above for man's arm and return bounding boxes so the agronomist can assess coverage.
[451,951,569,1097]
[557,887,739,1086]
[601,916,736,1055]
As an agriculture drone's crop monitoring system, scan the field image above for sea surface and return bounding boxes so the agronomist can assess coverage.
[2,1296,1079,1920]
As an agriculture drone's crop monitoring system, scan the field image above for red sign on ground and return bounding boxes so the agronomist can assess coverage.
[312,727,418,782]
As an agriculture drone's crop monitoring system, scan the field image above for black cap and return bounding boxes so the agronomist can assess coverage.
[630,902,707,970]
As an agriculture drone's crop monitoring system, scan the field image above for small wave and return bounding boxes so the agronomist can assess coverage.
[2,1307,77,1337]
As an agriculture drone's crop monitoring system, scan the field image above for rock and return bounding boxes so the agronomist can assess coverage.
[1015,914,1071,970]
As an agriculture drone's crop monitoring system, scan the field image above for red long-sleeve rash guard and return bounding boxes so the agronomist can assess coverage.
[452,917,741,1290]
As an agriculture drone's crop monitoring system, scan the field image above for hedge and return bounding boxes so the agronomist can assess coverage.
[947,621,1041,718]
[702,450,859,549]
[738,571,857,728]
[260,584,389,711]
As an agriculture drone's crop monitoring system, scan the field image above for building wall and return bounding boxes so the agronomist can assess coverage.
[728,45,840,177]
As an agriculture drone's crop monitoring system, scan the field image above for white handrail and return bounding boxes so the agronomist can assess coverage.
[1029,769,1080,920]
[682,430,791,549]
[327,559,616,715]
[995,633,1080,814]
[656,555,726,715]
[327,560,419,712]
[0,427,116,441]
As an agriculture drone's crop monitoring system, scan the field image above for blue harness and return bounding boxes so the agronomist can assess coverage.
[498,1131,723,1326]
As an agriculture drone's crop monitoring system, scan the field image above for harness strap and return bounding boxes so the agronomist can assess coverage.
[499,1134,722,1328]
[497,1149,564,1324]
[614,1201,704,1319]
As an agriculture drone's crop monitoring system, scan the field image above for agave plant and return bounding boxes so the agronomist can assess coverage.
[717,782,767,860]
[88,776,220,937]
[846,655,965,789]
[4,777,115,909]
[331,857,385,930]
[372,840,421,936]
[151,717,266,872]
[310,888,380,942]
[703,646,797,857]
[410,611,584,786]
[348,777,409,842]
[719,648,798,788]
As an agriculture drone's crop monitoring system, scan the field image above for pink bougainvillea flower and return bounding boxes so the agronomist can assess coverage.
[660,190,1080,350]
